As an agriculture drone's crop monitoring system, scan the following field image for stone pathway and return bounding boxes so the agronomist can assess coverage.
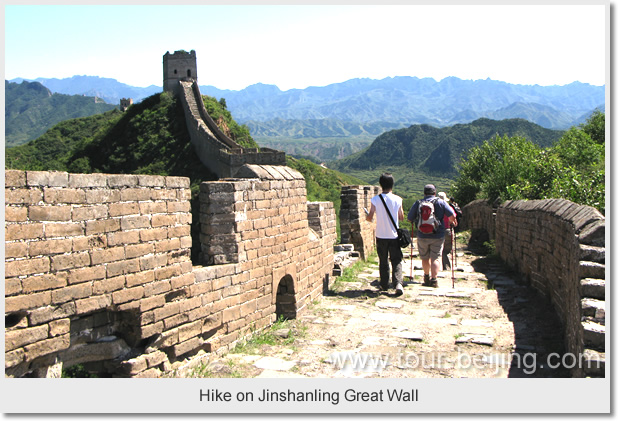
[185,241,570,379]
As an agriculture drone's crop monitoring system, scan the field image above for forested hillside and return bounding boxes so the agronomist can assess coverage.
[5,80,117,147]
[330,118,564,176]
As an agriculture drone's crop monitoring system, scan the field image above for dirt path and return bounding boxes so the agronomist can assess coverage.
[179,240,570,379]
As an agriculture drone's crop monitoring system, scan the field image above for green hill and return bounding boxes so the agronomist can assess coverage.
[331,118,565,176]
[5,80,117,147]
[6,91,365,254]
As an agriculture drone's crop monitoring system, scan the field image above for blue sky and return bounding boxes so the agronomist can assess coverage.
[4,3,608,91]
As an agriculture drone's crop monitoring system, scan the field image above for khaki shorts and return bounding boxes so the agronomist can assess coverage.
[417,237,445,261]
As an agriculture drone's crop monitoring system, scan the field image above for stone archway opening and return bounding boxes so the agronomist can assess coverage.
[276,274,297,320]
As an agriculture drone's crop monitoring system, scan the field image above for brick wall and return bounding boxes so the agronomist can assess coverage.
[462,198,605,377]
[339,185,379,259]
[5,167,336,378]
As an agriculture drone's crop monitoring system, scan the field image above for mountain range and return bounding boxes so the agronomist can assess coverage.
[10,75,604,137]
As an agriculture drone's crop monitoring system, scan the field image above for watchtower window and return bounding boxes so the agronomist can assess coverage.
[187,69,192,78]
[174,69,177,74]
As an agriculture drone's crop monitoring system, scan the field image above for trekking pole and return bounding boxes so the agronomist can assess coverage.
[453,228,457,266]
[451,227,455,289]
[410,229,414,281]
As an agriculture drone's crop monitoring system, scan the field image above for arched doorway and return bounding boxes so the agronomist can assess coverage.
[276,274,297,320]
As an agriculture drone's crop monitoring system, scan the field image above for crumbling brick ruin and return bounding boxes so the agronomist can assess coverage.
[5,168,336,377]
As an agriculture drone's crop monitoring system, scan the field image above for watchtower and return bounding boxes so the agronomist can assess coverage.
[163,50,198,96]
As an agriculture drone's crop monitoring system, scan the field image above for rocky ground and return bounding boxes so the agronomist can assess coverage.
[175,238,570,379]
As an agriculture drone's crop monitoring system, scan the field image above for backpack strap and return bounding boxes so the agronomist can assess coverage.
[378,194,398,231]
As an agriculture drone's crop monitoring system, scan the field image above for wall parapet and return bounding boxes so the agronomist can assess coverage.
[339,185,379,260]
[5,169,336,378]
[462,198,605,377]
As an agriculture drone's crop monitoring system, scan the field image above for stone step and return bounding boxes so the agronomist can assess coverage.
[579,261,605,279]
[579,244,605,263]
[582,321,605,350]
[582,349,605,377]
[581,298,605,322]
[580,278,605,300]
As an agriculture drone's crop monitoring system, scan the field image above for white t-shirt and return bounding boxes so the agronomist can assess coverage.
[371,192,403,239]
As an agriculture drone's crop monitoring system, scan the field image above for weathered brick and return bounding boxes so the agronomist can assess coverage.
[107,174,138,188]
[26,171,68,187]
[43,188,86,204]
[75,294,112,314]
[155,265,182,281]
[28,238,73,256]
[155,238,181,253]
[137,174,166,187]
[106,258,141,278]
[22,273,68,293]
[144,350,168,368]
[140,227,168,242]
[72,204,109,221]
[45,222,84,238]
[51,283,92,305]
[90,246,125,265]
[28,302,76,325]
[85,219,120,235]
[84,189,121,204]
[139,201,167,215]
[125,243,155,259]
[126,270,155,288]
[166,177,190,189]
[5,188,43,205]
[140,295,166,312]
[5,325,49,351]
[119,188,151,201]
[154,302,180,322]
[140,254,169,271]
[24,334,70,361]
[6,291,52,313]
[5,170,26,187]
[121,215,151,230]
[112,286,144,304]
[5,256,50,278]
[6,223,45,241]
[167,201,191,213]
[152,214,176,227]
[5,348,25,368]
[93,275,126,295]
[5,277,22,296]
[49,318,70,337]
[163,313,189,330]
[178,320,203,343]
[143,280,171,297]
[72,234,107,252]
[109,202,139,217]
[68,266,106,285]
[5,206,28,222]
[6,242,28,259]
[107,230,140,246]
[171,273,195,289]
[68,173,108,188]
[51,252,91,271]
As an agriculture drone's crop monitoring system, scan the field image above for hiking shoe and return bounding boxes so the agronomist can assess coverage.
[429,278,438,288]
[394,284,404,297]
[422,274,431,286]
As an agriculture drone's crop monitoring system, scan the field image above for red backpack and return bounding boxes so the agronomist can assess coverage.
[416,198,440,234]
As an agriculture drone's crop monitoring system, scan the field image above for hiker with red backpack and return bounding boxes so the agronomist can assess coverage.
[407,184,457,288]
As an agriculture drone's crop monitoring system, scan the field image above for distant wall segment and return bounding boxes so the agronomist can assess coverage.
[5,168,336,378]
[462,199,606,377]
[339,185,379,260]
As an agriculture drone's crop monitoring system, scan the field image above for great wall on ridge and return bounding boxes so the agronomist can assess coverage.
[4,50,605,378]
